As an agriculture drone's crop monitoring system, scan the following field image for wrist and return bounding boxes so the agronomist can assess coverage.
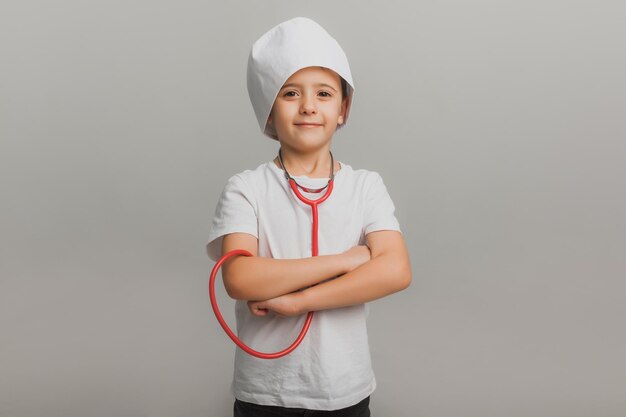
[295,288,312,315]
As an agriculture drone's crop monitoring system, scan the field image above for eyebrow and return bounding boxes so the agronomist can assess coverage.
[280,83,338,92]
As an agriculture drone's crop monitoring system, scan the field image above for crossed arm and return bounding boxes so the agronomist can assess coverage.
[220,230,412,316]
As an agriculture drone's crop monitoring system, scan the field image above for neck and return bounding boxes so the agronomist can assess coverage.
[275,146,338,178]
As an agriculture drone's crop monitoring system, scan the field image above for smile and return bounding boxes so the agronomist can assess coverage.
[295,124,323,128]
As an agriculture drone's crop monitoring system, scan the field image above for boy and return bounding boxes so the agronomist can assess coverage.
[206,17,412,416]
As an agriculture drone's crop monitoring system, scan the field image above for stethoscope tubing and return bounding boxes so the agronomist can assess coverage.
[208,177,334,359]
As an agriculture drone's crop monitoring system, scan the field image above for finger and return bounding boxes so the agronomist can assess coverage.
[248,301,269,316]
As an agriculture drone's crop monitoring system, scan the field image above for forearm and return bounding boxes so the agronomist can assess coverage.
[297,251,411,312]
[246,231,412,317]
[220,232,370,302]
[223,254,347,301]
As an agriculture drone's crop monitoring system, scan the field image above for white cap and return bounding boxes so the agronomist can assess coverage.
[246,17,355,140]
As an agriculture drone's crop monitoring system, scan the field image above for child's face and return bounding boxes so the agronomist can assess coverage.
[267,66,347,152]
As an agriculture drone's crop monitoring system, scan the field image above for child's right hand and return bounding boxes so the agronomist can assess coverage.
[342,245,371,273]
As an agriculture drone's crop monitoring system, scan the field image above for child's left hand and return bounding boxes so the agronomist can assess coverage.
[247,292,304,317]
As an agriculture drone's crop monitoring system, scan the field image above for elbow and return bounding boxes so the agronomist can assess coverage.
[393,258,412,292]
[222,260,251,300]
[400,267,412,290]
[223,272,259,300]
[397,268,412,292]
[372,252,412,294]
[224,280,246,300]
[222,258,271,301]
[222,272,243,300]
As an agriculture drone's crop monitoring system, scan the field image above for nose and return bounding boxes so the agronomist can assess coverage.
[299,93,317,114]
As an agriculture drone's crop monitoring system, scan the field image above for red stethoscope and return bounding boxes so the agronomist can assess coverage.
[209,150,335,359]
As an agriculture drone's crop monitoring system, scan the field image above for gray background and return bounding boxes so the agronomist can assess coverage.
[1,0,625,416]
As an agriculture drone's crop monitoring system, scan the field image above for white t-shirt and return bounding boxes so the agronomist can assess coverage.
[206,160,401,411]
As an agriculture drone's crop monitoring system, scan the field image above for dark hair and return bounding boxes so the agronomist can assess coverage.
[316,66,349,100]
[341,78,348,101]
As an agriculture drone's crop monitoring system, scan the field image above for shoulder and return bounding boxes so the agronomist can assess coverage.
[339,162,385,188]
[224,161,274,189]
[339,163,396,207]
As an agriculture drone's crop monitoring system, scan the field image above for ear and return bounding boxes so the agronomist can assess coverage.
[338,98,348,125]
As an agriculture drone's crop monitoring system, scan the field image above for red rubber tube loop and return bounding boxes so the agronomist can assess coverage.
[209,249,314,359]
[208,180,334,359]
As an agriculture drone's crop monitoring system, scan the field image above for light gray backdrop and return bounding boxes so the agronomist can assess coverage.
[1,1,625,416]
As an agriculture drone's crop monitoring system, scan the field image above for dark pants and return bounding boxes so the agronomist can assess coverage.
[234,396,371,417]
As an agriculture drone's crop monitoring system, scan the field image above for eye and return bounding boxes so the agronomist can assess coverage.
[319,91,332,97]
[283,91,297,97]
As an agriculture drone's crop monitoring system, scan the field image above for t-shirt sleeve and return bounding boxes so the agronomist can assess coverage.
[206,174,258,261]
[362,171,401,236]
